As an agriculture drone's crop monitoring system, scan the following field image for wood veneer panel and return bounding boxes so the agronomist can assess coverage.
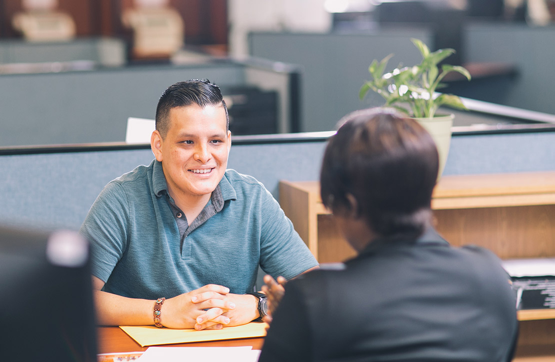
[279,181,312,253]
[434,205,555,259]
[209,0,228,45]
[59,0,94,36]
[434,171,555,199]
[171,0,202,40]
[283,180,319,195]
[518,309,555,321]
[432,193,555,210]
[317,215,355,263]
[514,343,555,361]
[517,319,555,347]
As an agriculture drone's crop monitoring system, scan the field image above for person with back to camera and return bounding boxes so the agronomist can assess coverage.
[80,79,318,331]
[259,108,518,361]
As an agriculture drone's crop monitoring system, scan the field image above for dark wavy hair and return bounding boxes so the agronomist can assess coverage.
[155,79,229,138]
[320,107,439,239]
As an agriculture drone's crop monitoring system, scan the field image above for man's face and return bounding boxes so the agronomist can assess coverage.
[151,104,231,200]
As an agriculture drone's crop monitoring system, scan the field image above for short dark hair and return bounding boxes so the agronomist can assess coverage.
[155,79,229,138]
[320,107,439,239]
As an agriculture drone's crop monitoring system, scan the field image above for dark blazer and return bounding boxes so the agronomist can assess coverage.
[259,228,518,362]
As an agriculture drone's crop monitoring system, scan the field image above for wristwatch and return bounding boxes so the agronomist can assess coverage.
[247,292,268,319]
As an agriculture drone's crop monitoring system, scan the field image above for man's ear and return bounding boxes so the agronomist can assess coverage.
[346,194,361,218]
[227,130,232,154]
[151,130,163,162]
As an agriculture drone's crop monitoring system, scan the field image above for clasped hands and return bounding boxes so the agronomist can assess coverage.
[162,275,288,330]
[162,284,258,330]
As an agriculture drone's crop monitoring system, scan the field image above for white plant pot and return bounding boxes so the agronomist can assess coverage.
[413,114,454,179]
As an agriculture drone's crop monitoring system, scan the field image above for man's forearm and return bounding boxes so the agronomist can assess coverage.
[93,284,258,329]
[94,290,154,326]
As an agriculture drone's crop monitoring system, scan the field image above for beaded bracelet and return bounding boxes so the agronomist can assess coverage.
[153,297,165,328]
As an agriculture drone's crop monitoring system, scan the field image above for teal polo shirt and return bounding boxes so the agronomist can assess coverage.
[80,160,317,299]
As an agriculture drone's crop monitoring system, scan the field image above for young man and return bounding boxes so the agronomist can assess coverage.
[80,79,317,330]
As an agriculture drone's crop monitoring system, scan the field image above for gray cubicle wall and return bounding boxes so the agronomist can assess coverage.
[1,128,555,232]
[249,29,433,132]
[0,59,299,147]
[0,38,126,67]
[0,63,245,147]
[464,24,555,115]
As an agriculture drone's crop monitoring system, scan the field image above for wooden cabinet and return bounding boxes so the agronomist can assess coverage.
[279,171,555,360]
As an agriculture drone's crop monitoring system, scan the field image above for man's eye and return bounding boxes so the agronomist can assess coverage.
[182,140,193,145]
[211,140,223,144]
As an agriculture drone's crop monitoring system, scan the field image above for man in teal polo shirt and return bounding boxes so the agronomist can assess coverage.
[80,79,318,330]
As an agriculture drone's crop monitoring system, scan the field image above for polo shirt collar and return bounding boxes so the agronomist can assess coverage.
[218,172,237,204]
[152,160,169,197]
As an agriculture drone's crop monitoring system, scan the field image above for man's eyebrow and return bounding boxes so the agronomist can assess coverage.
[177,132,226,138]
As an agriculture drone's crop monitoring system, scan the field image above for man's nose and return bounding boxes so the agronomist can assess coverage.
[193,144,211,163]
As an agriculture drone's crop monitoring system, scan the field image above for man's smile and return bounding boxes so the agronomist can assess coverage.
[189,168,215,174]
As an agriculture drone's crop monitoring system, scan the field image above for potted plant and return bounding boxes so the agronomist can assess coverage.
[359,38,471,178]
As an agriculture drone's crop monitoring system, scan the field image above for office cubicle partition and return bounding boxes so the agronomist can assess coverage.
[463,23,555,116]
[1,121,554,231]
[0,58,300,147]
[0,38,126,67]
[249,28,434,132]
[249,26,555,135]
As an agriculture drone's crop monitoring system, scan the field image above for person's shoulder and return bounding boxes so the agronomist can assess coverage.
[106,162,154,191]
[283,264,349,304]
[293,263,346,285]
[224,169,267,190]
[454,245,512,284]
[113,163,152,184]
[458,244,502,263]
[99,162,153,199]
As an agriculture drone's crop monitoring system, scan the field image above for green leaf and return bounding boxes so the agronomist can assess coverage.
[442,65,471,81]
[411,38,429,58]
[436,83,448,90]
[435,94,468,110]
[376,54,394,78]
[368,59,379,76]
[405,84,427,95]
[359,82,371,100]
[385,94,404,106]
[428,65,438,88]
[391,67,414,84]
[432,64,471,93]
[425,49,455,67]
[413,98,427,118]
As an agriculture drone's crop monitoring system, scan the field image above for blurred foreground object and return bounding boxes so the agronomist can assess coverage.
[12,0,76,42]
[123,0,185,58]
[0,226,97,361]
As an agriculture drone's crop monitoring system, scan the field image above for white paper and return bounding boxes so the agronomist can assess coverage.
[138,346,260,362]
[125,117,155,144]
[501,258,555,277]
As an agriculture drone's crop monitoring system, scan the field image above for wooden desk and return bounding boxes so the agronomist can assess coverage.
[97,327,264,354]
[279,171,555,361]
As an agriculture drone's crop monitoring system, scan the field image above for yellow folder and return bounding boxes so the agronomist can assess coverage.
[120,322,268,347]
